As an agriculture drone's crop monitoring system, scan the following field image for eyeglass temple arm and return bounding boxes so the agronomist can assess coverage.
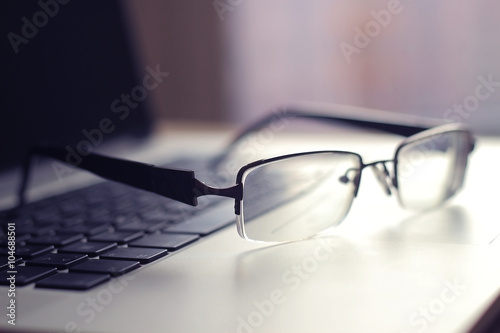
[18,146,241,207]
[235,108,443,143]
[210,105,443,168]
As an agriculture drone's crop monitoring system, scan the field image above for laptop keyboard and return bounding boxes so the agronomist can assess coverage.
[0,180,234,290]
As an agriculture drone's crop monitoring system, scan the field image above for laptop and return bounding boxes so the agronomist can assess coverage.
[2,2,500,333]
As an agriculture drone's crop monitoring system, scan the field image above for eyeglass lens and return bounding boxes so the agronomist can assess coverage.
[239,152,361,242]
[395,131,470,210]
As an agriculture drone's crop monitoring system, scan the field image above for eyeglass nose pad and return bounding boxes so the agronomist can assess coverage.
[338,168,362,197]
[371,163,392,196]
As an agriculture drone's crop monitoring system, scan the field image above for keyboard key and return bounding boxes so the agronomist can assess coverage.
[36,272,110,290]
[0,266,57,286]
[133,201,160,213]
[163,201,234,235]
[112,200,137,213]
[139,209,176,220]
[32,216,68,225]
[59,242,117,256]
[100,247,168,264]
[28,233,84,247]
[10,245,54,259]
[58,223,112,236]
[108,214,141,225]
[89,231,144,244]
[58,213,87,226]
[6,216,34,226]
[129,233,199,250]
[116,220,167,233]
[87,208,113,220]
[26,253,88,269]
[32,208,61,222]
[17,224,58,236]
[70,259,140,276]
[156,208,198,223]
[85,194,109,206]
[58,199,87,215]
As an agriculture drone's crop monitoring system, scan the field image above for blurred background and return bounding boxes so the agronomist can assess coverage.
[1,0,499,172]
[124,0,500,132]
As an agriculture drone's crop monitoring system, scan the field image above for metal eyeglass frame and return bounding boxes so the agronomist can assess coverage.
[17,105,476,241]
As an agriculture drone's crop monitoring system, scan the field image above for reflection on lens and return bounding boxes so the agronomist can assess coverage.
[240,152,361,242]
[396,131,469,210]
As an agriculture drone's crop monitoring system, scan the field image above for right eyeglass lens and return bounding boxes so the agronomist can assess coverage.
[396,131,470,210]
[240,152,361,242]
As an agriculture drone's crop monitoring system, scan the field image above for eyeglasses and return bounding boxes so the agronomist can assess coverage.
[18,107,476,243]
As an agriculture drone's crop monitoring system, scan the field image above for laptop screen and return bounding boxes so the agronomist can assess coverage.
[0,0,152,171]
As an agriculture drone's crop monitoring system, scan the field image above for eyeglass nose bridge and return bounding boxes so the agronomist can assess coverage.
[366,160,394,196]
[338,160,395,197]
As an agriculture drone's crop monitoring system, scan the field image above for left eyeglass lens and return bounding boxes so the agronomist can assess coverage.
[239,152,361,242]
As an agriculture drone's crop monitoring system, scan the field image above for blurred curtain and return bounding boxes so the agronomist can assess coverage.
[125,0,500,134]
[223,0,500,134]
[125,0,227,121]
